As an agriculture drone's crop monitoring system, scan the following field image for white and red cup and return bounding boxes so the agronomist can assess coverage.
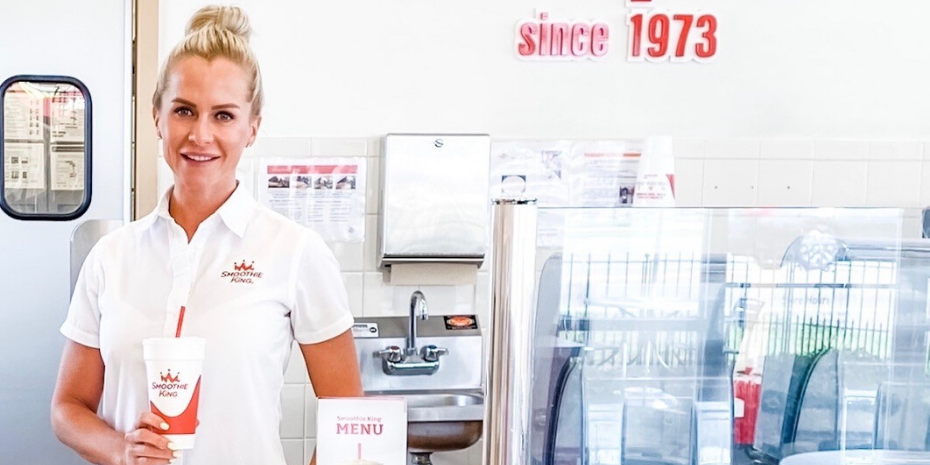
[142,337,205,450]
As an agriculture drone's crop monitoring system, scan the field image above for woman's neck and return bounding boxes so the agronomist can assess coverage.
[169,179,237,242]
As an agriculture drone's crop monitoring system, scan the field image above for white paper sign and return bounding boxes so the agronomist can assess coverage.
[490,140,572,205]
[317,397,407,465]
[2,91,43,141]
[49,95,86,143]
[490,141,573,248]
[3,142,46,189]
[257,158,367,242]
[570,141,640,207]
[51,144,84,191]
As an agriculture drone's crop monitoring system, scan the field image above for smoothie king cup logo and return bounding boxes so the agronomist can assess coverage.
[220,259,263,284]
[152,369,188,398]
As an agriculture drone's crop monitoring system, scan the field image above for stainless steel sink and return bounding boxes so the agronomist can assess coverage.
[355,315,485,462]
[368,390,484,453]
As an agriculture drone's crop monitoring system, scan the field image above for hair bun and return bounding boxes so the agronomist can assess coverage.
[185,5,252,41]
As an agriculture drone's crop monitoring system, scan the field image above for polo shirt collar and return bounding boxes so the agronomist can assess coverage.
[215,183,256,237]
[137,183,255,238]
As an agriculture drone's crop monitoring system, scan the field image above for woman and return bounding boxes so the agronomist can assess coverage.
[50,6,362,465]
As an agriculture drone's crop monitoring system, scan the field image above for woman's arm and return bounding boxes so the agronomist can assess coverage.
[51,340,175,465]
[51,340,125,465]
[300,329,364,465]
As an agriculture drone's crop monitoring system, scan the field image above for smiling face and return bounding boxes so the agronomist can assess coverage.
[154,56,260,194]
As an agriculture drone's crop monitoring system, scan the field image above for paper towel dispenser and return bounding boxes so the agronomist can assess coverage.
[379,134,491,267]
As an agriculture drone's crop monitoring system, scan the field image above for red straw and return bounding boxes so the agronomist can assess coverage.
[175,306,186,338]
[357,443,361,460]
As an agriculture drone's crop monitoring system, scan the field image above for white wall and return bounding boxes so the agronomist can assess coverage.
[161,0,930,139]
[157,2,930,464]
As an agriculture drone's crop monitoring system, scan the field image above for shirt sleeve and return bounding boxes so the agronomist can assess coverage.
[60,245,102,348]
[290,231,355,344]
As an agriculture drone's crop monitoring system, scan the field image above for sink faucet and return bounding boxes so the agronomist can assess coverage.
[407,290,428,356]
[375,290,448,376]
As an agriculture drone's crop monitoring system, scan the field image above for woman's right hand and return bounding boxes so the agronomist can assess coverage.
[120,411,178,465]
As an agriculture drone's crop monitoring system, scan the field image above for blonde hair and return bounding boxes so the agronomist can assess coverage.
[152,5,263,116]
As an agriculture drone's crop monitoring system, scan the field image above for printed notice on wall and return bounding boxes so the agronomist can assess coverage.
[570,141,640,207]
[2,91,43,141]
[258,158,366,242]
[490,141,573,247]
[317,397,407,465]
[3,142,46,189]
[49,94,86,143]
[490,140,643,247]
[51,144,84,190]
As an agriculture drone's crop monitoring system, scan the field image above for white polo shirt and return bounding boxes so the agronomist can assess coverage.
[60,184,354,465]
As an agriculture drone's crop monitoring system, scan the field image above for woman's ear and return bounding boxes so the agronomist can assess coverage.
[247,115,262,147]
[152,106,163,139]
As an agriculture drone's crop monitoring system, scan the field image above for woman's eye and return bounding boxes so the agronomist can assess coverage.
[216,112,234,121]
[174,107,193,117]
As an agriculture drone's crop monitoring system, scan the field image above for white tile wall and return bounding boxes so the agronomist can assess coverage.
[761,140,813,160]
[814,140,870,160]
[920,163,930,206]
[757,160,813,206]
[674,138,705,159]
[811,161,868,206]
[866,161,922,207]
[280,385,305,439]
[705,139,760,159]
[282,439,304,465]
[328,241,365,272]
[363,215,380,269]
[366,157,381,215]
[303,385,319,438]
[675,159,704,207]
[870,141,922,161]
[251,136,930,465]
[702,160,759,207]
[310,138,368,157]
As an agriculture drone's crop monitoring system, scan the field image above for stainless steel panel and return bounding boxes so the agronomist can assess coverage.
[370,392,485,422]
[70,219,122,296]
[484,199,538,465]
[356,336,484,393]
[356,316,481,338]
[379,133,491,266]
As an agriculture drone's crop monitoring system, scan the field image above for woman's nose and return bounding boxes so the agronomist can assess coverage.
[188,116,214,145]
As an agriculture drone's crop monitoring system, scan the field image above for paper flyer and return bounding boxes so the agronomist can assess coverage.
[490,141,573,247]
[316,397,407,465]
[3,142,46,189]
[570,141,640,207]
[489,140,572,205]
[257,157,366,242]
[50,144,84,191]
[2,90,43,141]
[49,93,86,143]
[490,140,642,247]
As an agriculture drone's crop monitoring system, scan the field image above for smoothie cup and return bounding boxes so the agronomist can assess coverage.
[142,337,205,450]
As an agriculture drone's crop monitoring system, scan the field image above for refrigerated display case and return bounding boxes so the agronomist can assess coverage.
[501,207,930,465]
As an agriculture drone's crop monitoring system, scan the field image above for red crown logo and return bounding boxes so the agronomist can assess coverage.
[234,260,254,271]
[160,370,180,383]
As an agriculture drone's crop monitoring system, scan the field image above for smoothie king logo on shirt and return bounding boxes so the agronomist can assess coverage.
[221,259,264,284]
[152,369,188,397]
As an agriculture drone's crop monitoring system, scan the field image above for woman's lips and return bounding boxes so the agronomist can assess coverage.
[181,153,219,163]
